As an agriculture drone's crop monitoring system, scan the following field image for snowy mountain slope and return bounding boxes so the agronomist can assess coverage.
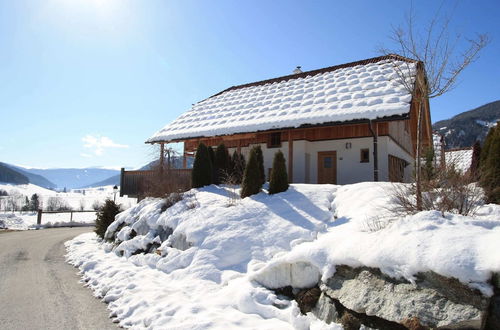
[3,163,57,188]
[0,163,29,185]
[66,183,500,329]
[433,100,500,149]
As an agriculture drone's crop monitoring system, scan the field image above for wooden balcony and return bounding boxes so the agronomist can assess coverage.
[120,168,192,198]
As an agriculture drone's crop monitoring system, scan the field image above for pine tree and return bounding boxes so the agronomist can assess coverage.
[30,194,40,212]
[215,144,230,184]
[269,150,289,194]
[253,145,266,185]
[95,199,121,240]
[480,124,500,203]
[191,143,213,188]
[240,148,262,198]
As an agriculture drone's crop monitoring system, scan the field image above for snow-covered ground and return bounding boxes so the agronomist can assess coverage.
[0,183,137,230]
[65,183,500,329]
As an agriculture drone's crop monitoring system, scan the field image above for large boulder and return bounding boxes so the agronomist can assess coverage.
[318,266,490,329]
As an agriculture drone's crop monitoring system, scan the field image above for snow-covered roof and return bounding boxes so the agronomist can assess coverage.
[445,148,473,173]
[148,55,418,143]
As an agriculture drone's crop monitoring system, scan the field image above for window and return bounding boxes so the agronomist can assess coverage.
[360,149,369,163]
[268,132,281,148]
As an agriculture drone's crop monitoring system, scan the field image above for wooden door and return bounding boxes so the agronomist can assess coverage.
[318,151,337,184]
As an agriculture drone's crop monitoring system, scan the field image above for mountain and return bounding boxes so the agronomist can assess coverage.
[82,174,120,188]
[83,156,194,188]
[0,163,29,185]
[17,167,120,189]
[4,163,57,189]
[139,156,194,170]
[432,100,500,149]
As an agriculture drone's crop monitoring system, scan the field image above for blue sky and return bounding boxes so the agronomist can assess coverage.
[1,0,498,169]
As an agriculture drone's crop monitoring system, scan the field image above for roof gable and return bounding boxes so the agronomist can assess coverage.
[148,55,418,143]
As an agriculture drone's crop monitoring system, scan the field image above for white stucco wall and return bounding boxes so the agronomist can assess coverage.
[227,136,413,184]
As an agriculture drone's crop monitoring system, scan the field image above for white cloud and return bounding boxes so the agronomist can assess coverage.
[82,135,128,156]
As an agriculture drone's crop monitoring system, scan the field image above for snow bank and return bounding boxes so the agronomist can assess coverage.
[66,182,500,329]
[252,183,500,296]
[67,184,339,329]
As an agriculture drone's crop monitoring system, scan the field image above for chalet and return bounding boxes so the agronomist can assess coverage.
[121,54,432,197]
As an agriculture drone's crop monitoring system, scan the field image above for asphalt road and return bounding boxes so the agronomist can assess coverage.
[0,228,117,330]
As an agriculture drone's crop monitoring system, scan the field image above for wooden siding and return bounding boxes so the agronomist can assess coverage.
[388,120,413,155]
[184,122,390,152]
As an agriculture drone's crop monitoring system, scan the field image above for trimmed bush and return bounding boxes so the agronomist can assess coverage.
[253,145,266,185]
[95,199,121,240]
[191,143,213,188]
[231,151,246,184]
[269,150,289,194]
[215,144,230,184]
[240,148,262,198]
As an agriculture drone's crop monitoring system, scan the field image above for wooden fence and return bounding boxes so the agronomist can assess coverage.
[36,209,97,227]
[120,168,192,198]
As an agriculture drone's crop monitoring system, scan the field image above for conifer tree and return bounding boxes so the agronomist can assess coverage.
[469,141,481,179]
[29,194,39,212]
[269,150,289,194]
[480,124,500,203]
[240,148,262,198]
[191,143,213,188]
[95,199,121,240]
[253,145,265,185]
[207,146,216,184]
[231,151,245,184]
[215,144,230,184]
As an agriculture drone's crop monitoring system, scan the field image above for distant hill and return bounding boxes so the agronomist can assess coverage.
[0,163,29,185]
[139,156,194,170]
[82,174,120,188]
[4,163,57,189]
[83,156,194,188]
[433,100,500,149]
[17,167,120,189]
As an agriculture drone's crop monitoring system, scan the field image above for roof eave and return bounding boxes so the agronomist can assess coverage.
[146,113,410,144]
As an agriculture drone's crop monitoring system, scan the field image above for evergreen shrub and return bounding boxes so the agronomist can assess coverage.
[254,145,265,185]
[95,199,121,240]
[269,150,289,194]
[240,148,262,198]
[191,143,213,188]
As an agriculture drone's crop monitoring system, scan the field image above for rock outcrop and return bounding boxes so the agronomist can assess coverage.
[307,265,500,329]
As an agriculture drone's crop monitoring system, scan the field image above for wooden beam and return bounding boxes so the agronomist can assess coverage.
[182,143,187,169]
[159,143,165,169]
[288,130,293,183]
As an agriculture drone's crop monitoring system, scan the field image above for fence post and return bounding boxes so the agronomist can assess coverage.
[70,211,73,228]
[37,209,42,229]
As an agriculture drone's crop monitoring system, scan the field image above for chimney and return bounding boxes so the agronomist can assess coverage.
[293,66,303,74]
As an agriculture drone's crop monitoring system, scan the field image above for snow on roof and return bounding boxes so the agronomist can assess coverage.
[445,148,473,173]
[147,55,418,143]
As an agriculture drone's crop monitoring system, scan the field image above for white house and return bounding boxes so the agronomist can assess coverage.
[123,54,432,195]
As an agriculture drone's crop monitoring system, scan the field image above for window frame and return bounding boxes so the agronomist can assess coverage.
[360,148,370,163]
[267,132,282,148]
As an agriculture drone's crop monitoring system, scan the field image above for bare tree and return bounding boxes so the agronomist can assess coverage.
[380,4,489,210]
